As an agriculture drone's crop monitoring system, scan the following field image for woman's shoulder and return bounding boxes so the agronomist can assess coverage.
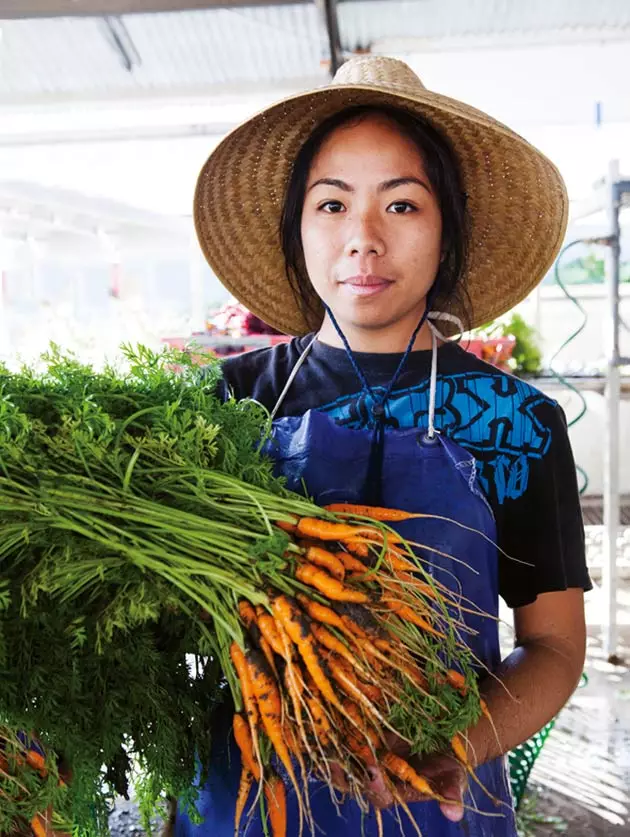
[440,342,559,418]
[220,335,312,407]
[436,342,568,486]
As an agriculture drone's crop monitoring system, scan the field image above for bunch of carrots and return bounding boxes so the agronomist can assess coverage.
[0,346,493,837]
[227,507,491,837]
[0,726,70,837]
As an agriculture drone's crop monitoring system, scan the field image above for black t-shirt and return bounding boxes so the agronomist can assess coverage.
[220,336,591,609]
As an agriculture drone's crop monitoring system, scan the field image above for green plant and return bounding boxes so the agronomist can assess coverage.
[516,791,567,836]
[473,313,542,376]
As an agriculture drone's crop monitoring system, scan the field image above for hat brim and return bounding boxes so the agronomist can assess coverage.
[194,83,568,337]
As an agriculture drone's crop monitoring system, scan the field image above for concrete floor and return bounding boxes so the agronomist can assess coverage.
[520,581,630,836]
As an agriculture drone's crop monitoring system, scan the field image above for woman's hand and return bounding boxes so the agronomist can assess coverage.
[362,744,467,822]
[329,733,467,822]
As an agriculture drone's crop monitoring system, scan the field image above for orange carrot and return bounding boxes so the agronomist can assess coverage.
[333,600,384,637]
[336,552,370,574]
[276,518,298,534]
[297,518,400,544]
[264,770,287,837]
[311,622,357,669]
[381,753,436,797]
[445,669,468,695]
[325,504,419,522]
[232,713,261,781]
[359,634,428,688]
[344,539,371,558]
[245,650,300,797]
[480,698,492,722]
[254,606,287,659]
[282,716,302,756]
[304,688,331,745]
[304,546,345,581]
[25,749,47,777]
[346,734,376,766]
[343,700,379,747]
[271,595,343,711]
[451,732,471,767]
[241,603,277,673]
[296,595,351,635]
[238,600,271,663]
[386,553,420,574]
[383,600,446,638]
[260,634,279,678]
[326,654,384,715]
[234,766,253,835]
[238,599,258,631]
[283,662,305,729]
[343,700,379,766]
[230,643,262,774]
[30,814,47,837]
[230,642,260,730]
[336,658,383,705]
[296,518,366,541]
[296,563,369,604]
[404,579,440,598]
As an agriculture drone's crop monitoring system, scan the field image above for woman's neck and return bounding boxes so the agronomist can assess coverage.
[317,315,434,354]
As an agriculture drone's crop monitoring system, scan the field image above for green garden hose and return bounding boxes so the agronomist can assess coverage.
[549,240,592,495]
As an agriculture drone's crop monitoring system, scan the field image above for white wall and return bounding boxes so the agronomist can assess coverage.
[519,285,630,374]
[0,234,224,366]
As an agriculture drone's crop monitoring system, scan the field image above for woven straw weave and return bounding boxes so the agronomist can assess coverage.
[194,56,568,337]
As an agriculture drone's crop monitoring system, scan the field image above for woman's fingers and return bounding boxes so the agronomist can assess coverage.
[410,753,467,821]
[328,761,350,793]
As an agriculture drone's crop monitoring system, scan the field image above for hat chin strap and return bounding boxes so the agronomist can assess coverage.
[427,311,465,341]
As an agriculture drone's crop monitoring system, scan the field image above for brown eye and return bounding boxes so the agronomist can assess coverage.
[319,200,345,213]
[388,201,417,214]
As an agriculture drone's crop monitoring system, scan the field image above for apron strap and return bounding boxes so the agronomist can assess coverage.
[427,325,438,439]
[426,312,464,439]
[270,335,317,420]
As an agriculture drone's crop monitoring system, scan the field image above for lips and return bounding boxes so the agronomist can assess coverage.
[340,275,393,297]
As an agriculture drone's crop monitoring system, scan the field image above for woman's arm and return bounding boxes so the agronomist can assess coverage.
[367,587,586,821]
[467,587,586,767]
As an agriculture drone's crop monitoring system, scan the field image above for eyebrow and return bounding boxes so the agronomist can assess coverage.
[307,176,432,194]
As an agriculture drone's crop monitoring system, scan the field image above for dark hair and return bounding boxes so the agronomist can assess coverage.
[280,104,471,329]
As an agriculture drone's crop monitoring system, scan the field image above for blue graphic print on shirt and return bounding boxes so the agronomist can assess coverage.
[318,372,556,504]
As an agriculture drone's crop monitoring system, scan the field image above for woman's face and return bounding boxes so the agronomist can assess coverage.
[301,113,442,338]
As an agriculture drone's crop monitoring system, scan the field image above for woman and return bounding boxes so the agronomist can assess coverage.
[178,56,590,836]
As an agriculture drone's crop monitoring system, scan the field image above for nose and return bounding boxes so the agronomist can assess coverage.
[344,211,385,259]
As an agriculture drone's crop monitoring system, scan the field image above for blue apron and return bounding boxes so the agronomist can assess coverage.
[175,329,517,837]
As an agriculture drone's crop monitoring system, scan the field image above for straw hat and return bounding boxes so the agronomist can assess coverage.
[194,56,568,336]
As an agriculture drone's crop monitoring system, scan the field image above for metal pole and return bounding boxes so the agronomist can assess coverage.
[321,0,343,77]
[189,234,207,335]
[0,263,8,360]
[602,160,621,660]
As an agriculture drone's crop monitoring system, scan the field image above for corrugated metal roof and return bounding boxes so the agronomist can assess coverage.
[1,0,630,103]
[0,6,326,102]
[0,180,189,246]
[341,0,630,50]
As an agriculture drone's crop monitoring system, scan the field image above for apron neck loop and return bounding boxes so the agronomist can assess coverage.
[323,293,436,416]
[324,290,437,506]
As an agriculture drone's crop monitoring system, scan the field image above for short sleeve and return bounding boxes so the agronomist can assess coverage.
[495,402,592,608]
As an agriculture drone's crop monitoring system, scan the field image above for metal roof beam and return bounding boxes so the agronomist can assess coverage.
[319,0,343,76]
[0,0,309,17]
